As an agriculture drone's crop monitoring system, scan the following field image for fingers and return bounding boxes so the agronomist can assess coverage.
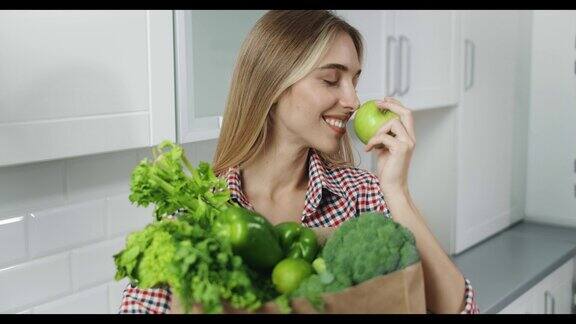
[365,131,397,153]
[376,97,416,143]
[365,118,413,152]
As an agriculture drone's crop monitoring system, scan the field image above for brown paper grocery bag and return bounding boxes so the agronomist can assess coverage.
[170,261,426,314]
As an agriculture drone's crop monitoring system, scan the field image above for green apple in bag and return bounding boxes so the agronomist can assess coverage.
[353,100,399,145]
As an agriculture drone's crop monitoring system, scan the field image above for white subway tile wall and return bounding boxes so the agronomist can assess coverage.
[0,140,218,314]
[71,237,127,291]
[0,253,72,313]
[33,284,109,314]
[0,160,66,215]
[108,278,130,314]
[28,200,107,258]
[106,194,153,238]
[66,150,142,203]
[0,214,27,267]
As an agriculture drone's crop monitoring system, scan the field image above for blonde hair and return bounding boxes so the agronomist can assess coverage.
[212,10,364,177]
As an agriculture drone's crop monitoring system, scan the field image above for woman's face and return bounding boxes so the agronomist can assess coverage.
[273,31,362,154]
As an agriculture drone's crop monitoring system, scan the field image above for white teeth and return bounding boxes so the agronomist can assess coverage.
[324,117,345,129]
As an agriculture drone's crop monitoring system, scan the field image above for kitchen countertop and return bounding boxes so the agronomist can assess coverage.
[452,221,576,314]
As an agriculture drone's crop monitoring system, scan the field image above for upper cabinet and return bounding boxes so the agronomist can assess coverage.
[337,10,460,174]
[393,10,460,109]
[0,10,176,167]
[174,10,266,144]
[337,10,460,111]
[334,10,392,106]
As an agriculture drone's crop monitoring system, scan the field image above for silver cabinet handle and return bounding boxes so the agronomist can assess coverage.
[470,39,476,90]
[386,36,398,96]
[398,35,411,96]
[464,39,476,91]
[464,39,470,90]
[545,290,556,314]
[464,39,472,91]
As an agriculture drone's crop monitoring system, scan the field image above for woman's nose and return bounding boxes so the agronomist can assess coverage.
[341,87,360,112]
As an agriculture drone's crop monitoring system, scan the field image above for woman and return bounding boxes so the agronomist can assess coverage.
[119,10,479,314]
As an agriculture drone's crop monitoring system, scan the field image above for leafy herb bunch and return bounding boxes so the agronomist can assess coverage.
[114,140,275,314]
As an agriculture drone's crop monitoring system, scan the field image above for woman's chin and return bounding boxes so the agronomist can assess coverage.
[313,142,340,155]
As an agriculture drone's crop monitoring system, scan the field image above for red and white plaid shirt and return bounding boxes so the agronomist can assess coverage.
[119,148,479,314]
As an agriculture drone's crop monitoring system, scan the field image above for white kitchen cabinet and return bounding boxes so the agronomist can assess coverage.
[498,285,536,314]
[337,10,460,111]
[544,259,575,314]
[393,10,460,110]
[454,10,522,254]
[499,258,574,314]
[525,11,576,228]
[334,10,393,105]
[0,10,176,167]
[173,10,266,144]
[337,10,460,173]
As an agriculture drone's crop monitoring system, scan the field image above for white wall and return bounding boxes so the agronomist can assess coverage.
[0,139,218,314]
[525,11,576,227]
[510,10,533,225]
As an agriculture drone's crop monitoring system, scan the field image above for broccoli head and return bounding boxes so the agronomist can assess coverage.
[321,212,420,286]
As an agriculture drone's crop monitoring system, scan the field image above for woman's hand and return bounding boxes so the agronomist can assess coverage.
[364,97,416,196]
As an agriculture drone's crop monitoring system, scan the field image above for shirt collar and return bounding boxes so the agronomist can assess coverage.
[222,148,345,211]
[306,148,345,199]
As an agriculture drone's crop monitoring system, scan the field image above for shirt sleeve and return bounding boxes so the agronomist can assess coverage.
[460,278,480,314]
[118,283,172,314]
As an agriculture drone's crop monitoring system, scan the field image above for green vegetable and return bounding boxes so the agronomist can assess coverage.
[321,212,419,287]
[312,257,334,284]
[128,140,230,224]
[275,222,319,262]
[115,140,281,314]
[213,205,284,271]
[113,218,266,314]
[271,258,313,294]
[286,212,420,312]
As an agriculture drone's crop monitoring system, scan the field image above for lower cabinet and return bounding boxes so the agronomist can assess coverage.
[498,259,574,314]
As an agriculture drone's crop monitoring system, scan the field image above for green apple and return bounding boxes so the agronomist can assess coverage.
[353,100,399,145]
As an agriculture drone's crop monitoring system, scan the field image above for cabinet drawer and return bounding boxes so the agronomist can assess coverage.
[498,259,574,314]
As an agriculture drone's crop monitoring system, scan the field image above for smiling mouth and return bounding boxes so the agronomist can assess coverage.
[322,116,347,135]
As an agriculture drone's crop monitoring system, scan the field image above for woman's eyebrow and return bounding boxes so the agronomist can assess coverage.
[318,63,362,76]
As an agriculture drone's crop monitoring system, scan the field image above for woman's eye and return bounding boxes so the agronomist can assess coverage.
[323,80,338,87]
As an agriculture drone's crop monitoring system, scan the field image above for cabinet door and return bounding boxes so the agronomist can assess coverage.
[499,260,575,314]
[393,10,460,110]
[0,10,175,167]
[454,10,520,253]
[525,11,576,227]
[545,260,575,314]
[174,10,266,144]
[498,289,534,314]
[336,10,393,173]
[336,10,394,103]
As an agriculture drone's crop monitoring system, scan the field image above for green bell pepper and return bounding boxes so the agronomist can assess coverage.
[275,222,319,263]
[213,205,284,271]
